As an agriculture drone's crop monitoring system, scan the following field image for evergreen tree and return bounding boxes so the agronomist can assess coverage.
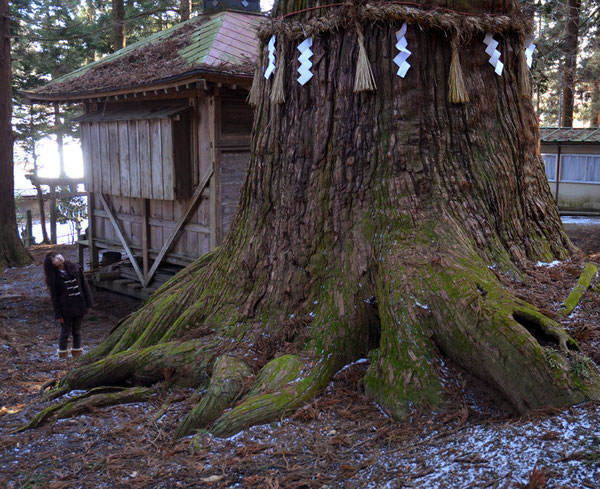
[0,0,31,268]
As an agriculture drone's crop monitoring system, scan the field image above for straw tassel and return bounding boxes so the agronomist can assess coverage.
[248,49,265,107]
[354,23,377,92]
[448,37,469,104]
[270,42,286,104]
[518,46,531,99]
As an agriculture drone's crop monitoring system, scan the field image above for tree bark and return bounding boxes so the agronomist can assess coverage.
[86,0,96,64]
[0,0,31,269]
[590,79,600,126]
[180,0,191,21]
[112,0,126,52]
[561,0,581,127]
[44,0,600,437]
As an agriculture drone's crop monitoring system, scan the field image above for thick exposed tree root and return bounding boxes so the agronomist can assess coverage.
[58,339,216,392]
[19,387,155,432]
[210,355,338,438]
[363,234,600,419]
[174,355,251,439]
[559,263,598,317]
[176,354,339,438]
[42,386,69,402]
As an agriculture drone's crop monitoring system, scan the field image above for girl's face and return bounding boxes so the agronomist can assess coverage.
[51,254,65,268]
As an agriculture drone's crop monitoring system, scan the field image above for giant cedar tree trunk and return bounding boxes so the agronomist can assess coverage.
[0,0,31,269]
[53,0,600,437]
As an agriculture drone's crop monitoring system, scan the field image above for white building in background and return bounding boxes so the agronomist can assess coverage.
[541,127,600,213]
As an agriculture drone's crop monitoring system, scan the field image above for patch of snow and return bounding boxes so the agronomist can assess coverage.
[536,260,561,268]
[373,402,391,418]
[335,358,369,376]
[357,403,600,488]
[561,216,600,226]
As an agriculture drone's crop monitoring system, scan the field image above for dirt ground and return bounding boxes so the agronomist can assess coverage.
[1,230,600,489]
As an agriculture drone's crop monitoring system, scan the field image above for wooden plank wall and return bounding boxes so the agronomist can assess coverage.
[81,119,176,200]
[218,91,253,235]
[220,150,250,233]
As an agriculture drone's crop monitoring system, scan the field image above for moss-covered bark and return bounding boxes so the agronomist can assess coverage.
[32,0,600,437]
[175,355,251,438]
[20,387,155,431]
[559,263,597,317]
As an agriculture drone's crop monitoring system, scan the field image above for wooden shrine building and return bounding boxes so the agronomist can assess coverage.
[25,3,262,298]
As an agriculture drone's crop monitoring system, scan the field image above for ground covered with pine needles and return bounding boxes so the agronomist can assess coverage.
[1,228,600,488]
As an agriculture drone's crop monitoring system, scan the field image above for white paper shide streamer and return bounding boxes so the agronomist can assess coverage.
[524,35,536,68]
[483,33,503,76]
[297,37,314,85]
[264,35,276,80]
[394,23,411,78]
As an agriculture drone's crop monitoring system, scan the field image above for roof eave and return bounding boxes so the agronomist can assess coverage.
[540,127,600,144]
[23,68,253,103]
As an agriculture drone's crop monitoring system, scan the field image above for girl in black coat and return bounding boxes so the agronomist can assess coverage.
[44,252,94,359]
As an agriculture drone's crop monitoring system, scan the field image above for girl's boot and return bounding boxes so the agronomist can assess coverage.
[71,348,83,359]
[57,349,69,359]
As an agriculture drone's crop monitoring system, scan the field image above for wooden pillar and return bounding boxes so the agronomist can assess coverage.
[208,92,222,248]
[555,144,562,206]
[142,198,150,278]
[50,185,57,244]
[88,192,98,268]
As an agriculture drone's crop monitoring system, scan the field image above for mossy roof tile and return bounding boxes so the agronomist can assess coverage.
[28,10,263,99]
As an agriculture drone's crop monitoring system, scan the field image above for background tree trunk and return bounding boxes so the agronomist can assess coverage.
[561,0,581,127]
[180,0,191,22]
[50,0,600,437]
[0,0,31,269]
[31,104,49,244]
[86,0,96,64]
[112,0,125,52]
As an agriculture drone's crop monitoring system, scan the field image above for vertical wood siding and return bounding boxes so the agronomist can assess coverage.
[83,118,177,200]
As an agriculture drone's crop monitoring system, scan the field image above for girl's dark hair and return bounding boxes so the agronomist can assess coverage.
[44,252,79,289]
[43,252,58,289]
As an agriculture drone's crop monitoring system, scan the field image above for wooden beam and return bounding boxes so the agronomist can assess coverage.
[92,238,195,267]
[26,175,84,187]
[144,169,213,287]
[91,208,211,234]
[99,193,145,285]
